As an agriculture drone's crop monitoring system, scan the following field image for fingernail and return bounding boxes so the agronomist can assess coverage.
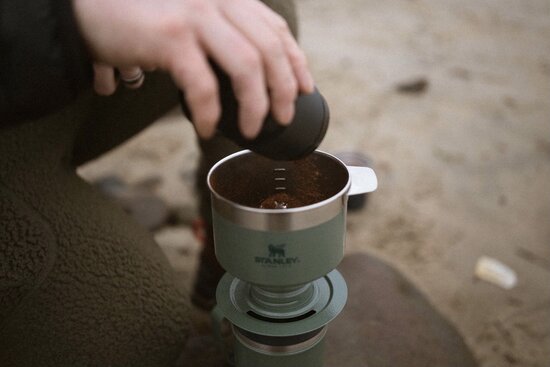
[276,103,294,125]
[241,117,262,139]
[194,114,217,140]
[194,123,209,139]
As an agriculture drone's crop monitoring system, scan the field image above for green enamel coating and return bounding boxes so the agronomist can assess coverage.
[216,270,348,337]
[212,209,346,286]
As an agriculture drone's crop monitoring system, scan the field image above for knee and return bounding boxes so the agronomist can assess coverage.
[0,180,190,366]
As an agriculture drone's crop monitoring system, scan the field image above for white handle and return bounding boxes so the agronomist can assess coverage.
[347,166,378,196]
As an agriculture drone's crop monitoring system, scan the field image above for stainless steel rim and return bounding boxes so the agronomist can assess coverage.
[208,150,351,231]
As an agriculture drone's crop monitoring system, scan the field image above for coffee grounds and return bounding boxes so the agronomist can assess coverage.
[259,192,306,209]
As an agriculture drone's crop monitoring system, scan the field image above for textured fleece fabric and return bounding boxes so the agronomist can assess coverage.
[0,72,190,367]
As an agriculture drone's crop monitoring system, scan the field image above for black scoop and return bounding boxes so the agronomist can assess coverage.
[179,64,329,161]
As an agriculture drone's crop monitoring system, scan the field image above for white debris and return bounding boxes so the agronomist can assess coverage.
[475,256,518,289]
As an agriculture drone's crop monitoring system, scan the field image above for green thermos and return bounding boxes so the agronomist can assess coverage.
[207,150,378,367]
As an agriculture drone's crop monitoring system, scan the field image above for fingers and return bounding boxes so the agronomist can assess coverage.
[196,8,269,139]
[247,0,315,95]
[220,2,297,126]
[168,38,220,139]
[277,26,315,94]
[93,63,117,95]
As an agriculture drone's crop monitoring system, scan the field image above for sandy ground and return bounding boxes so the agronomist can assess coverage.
[78,0,550,366]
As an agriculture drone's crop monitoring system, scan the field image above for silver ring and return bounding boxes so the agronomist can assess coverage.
[120,70,145,87]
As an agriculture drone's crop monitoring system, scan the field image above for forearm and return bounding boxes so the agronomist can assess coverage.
[0,0,93,124]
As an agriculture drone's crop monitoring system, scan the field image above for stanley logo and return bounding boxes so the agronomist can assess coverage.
[255,244,300,266]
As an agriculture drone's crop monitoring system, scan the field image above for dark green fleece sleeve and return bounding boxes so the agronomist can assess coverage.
[0,0,93,124]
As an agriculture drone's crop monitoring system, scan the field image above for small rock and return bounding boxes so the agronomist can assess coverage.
[475,256,517,289]
[154,226,198,272]
[118,194,169,231]
[93,175,170,230]
[396,78,429,94]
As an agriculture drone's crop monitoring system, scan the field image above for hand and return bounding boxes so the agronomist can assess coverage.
[74,0,315,139]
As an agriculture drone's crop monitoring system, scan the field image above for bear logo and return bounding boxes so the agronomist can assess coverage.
[268,244,286,258]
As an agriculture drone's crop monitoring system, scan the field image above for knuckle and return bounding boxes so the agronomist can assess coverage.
[157,14,188,39]
[174,64,217,101]
[233,52,261,83]
[273,80,297,103]
[240,50,261,71]
[290,48,308,68]
[262,37,284,57]
[189,80,217,104]
[289,51,308,70]
[272,14,290,33]
[283,78,299,96]
[240,91,268,113]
